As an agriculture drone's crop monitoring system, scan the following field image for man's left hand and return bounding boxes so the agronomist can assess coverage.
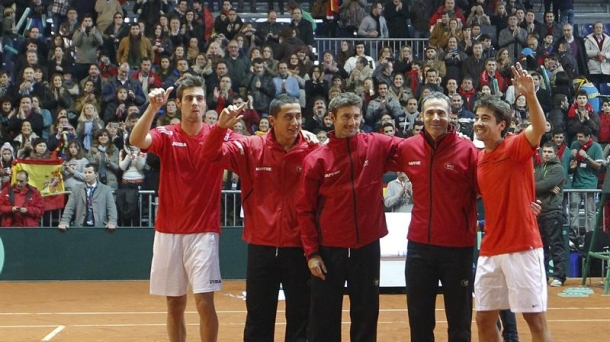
[218,103,247,129]
[302,130,319,144]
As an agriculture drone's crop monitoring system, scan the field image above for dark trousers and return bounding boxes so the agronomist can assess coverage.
[309,240,380,342]
[538,212,567,282]
[405,241,474,342]
[497,310,519,342]
[244,244,309,342]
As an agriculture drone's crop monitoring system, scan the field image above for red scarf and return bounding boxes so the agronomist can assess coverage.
[576,138,594,162]
[556,143,566,159]
[567,102,593,118]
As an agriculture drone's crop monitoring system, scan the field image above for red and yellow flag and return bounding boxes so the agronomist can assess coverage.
[12,159,66,211]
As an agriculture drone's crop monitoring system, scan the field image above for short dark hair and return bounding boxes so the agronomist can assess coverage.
[269,94,300,117]
[85,163,99,173]
[328,92,362,114]
[542,141,557,152]
[176,75,205,101]
[473,94,512,137]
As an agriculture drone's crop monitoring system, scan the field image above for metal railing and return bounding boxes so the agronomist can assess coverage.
[313,38,428,64]
[39,190,243,228]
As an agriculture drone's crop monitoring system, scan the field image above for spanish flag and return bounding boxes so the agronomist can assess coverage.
[12,159,66,211]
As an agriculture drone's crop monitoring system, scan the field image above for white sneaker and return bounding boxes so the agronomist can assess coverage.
[550,279,563,287]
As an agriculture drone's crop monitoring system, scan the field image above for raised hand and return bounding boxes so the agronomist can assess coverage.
[511,62,535,96]
[218,103,248,129]
[148,87,174,108]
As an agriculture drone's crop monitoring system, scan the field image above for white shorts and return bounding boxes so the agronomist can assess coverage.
[150,232,222,297]
[475,248,547,313]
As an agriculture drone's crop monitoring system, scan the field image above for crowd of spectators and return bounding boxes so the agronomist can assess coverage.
[0,0,608,227]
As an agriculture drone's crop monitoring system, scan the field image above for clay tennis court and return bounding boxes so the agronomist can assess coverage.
[0,278,607,341]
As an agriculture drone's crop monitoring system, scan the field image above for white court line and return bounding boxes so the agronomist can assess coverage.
[40,325,65,342]
[0,307,609,316]
[2,318,610,330]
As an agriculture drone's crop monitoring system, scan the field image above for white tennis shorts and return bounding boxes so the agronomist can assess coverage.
[475,248,547,313]
[150,232,222,296]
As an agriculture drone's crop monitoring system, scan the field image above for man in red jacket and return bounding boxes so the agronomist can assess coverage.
[393,92,479,341]
[0,170,44,227]
[297,92,401,342]
[201,94,318,342]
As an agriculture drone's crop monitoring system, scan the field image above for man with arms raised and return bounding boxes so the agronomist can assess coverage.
[201,94,317,342]
[474,63,552,342]
[130,76,230,342]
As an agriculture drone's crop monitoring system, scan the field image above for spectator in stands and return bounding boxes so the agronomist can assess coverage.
[49,46,74,77]
[537,11,562,43]
[372,61,394,90]
[429,9,453,50]
[95,0,122,33]
[25,138,50,159]
[14,67,46,100]
[132,58,162,96]
[73,14,104,81]
[442,37,468,85]
[218,8,244,42]
[77,103,105,152]
[490,1,509,35]
[0,170,43,227]
[554,23,588,77]
[584,22,610,89]
[59,8,79,40]
[241,58,276,117]
[203,110,218,126]
[119,133,146,188]
[423,46,447,80]
[459,76,478,111]
[156,99,180,127]
[223,40,251,92]
[9,96,44,139]
[384,0,410,38]
[207,76,234,114]
[383,171,412,213]
[51,0,70,36]
[102,12,129,65]
[0,143,14,189]
[273,62,300,99]
[44,74,73,116]
[520,9,541,35]
[462,41,487,89]
[429,0,466,29]
[133,0,167,36]
[536,142,567,286]
[48,113,77,157]
[409,0,433,38]
[366,81,404,127]
[13,121,39,158]
[102,63,147,108]
[167,16,187,49]
[87,129,120,189]
[79,64,104,98]
[58,163,118,230]
[116,23,154,67]
[532,71,552,113]
[556,0,574,25]
[568,126,603,243]
[256,10,283,52]
[343,42,375,74]
[390,73,413,105]
[357,1,388,39]
[415,68,443,99]
[498,14,528,61]
[566,90,601,141]
[204,61,228,97]
[62,138,88,192]
[480,58,507,96]
[30,96,51,140]
[75,80,102,114]
[104,87,132,124]
[290,6,314,48]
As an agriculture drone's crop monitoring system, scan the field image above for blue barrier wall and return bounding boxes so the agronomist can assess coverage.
[0,226,247,281]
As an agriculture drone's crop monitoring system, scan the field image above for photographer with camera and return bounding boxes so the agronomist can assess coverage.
[0,170,44,227]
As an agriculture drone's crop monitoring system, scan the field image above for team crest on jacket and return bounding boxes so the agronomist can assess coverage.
[444,163,455,170]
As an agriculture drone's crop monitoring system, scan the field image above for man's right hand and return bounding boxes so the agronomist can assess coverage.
[147,87,174,109]
[218,103,247,129]
[58,224,68,232]
[308,255,327,280]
